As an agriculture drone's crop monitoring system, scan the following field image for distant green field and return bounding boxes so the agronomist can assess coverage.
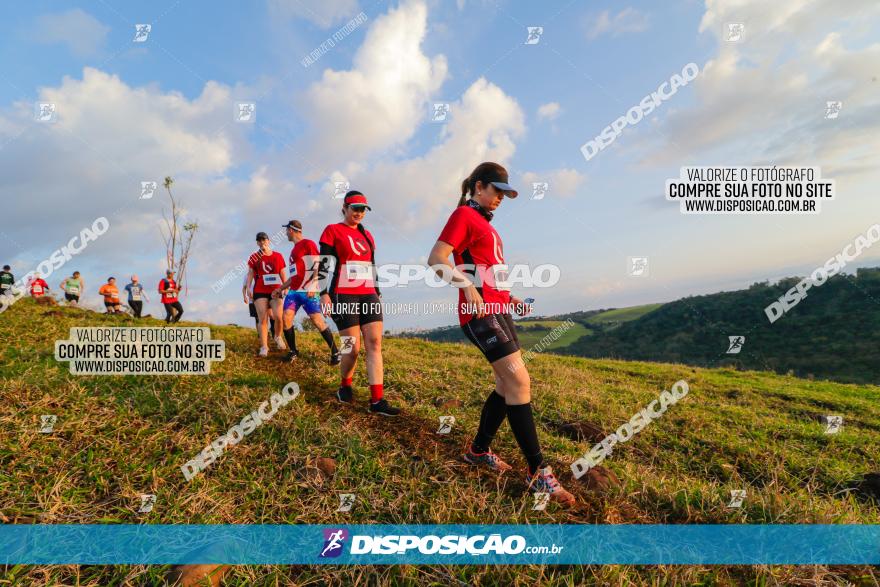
[515,320,592,351]
[586,303,664,327]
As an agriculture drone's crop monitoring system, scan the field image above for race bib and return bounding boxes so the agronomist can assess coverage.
[166,290,177,299]
[262,273,281,286]
[131,292,141,301]
[68,285,79,294]
[33,285,43,294]
[345,261,373,283]
[289,264,298,277]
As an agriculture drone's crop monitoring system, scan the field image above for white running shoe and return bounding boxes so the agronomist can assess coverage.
[274,335,286,350]
[258,346,269,357]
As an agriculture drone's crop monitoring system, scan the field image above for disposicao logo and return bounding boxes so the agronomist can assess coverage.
[319,528,349,558]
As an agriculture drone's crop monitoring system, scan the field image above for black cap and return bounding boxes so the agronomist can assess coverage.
[282,220,303,231]
[256,231,270,241]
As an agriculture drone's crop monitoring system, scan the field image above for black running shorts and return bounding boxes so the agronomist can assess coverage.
[461,313,521,363]
[65,293,79,302]
[330,293,383,331]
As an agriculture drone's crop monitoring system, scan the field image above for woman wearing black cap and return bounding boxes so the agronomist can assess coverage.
[318,191,400,416]
[243,232,287,357]
[427,162,575,506]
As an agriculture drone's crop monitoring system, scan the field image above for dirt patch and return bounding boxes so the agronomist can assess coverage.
[169,564,231,586]
[577,465,622,492]
[554,420,606,444]
[434,398,464,409]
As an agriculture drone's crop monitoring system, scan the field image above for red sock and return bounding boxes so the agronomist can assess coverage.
[341,377,353,388]
[369,384,383,403]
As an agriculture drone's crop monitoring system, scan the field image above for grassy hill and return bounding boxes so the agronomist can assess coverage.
[565,268,880,385]
[395,303,657,352]
[2,299,880,585]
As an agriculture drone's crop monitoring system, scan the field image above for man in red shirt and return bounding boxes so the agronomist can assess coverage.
[272,220,340,364]
[428,161,575,507]
[158,269,184,323]
[243,232,287,357]
[29,273,49,298]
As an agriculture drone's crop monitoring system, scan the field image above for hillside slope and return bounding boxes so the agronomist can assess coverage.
[2,299,879,585]
[565,268,880,384]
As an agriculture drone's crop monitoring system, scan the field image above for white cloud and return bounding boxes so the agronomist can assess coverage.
[586,7,649,40]
[0,67,304,327]
[536,101,561,121]
[641,0,880,177]
[521,168,585,199]
[31,9,110,58]
[268,0,360,28]
[297,0,447,174]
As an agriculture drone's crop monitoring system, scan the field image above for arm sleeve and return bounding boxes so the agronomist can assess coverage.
[368,232,380,298]
[318,242,340,296]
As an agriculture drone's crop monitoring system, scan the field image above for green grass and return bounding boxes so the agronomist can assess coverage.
[585,303,664,327]
[514,319,592,351]
[1,299,879,586]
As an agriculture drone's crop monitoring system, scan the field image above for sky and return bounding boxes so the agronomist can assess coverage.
[1,0,879,331]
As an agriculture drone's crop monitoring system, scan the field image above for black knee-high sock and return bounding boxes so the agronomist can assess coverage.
[506,403,545,475]
[283,327,297,352]
[471,391,507,453]
[320,327,338,353]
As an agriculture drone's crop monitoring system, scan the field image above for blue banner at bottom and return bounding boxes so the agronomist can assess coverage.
[1,525,878,565]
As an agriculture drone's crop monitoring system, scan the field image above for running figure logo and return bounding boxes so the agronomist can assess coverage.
[39,415,57,433]
[334,181,350,199]
[337,493,356,512]
[140,181,157,199]
[822,415,843,434]
[339,335,356,355]
[431,103,450,122]
[525,26,543,45]
[133,24,151,43]
[533,492,550,510]
[627,256,649,277]
[725,23,744,42]
[138,494,157,513]
[825,101,842,119]
[726,336,745,354]
[531,182,548,200]
[319,528,349,558]
[436,415,455,434]
[35,102,57,122]
[727,489,746,508]
[236,102,256,123]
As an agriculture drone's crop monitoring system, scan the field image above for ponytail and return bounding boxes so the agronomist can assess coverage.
[458,177,470,207]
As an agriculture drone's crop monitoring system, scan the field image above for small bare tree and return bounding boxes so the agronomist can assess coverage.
[160,176,198,294]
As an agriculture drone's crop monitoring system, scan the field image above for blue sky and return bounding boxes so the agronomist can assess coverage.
[2,0,879,330]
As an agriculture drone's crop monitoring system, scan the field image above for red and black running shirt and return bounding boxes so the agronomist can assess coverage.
[319,223,377,295]
[288,239,320,291]
[158,278,179,304]
[29,278,48,296]
[438,204,512,325]
[248,250,286,294]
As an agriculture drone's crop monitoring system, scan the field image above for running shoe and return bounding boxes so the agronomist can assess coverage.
[274,335,286,350]
[368,398,400,416]
[285,350,299,363]
[258,346,269,357]
[336,386,353,404]
[462,447,512,472]
[329,351,341,366]
[526,466,575,506]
